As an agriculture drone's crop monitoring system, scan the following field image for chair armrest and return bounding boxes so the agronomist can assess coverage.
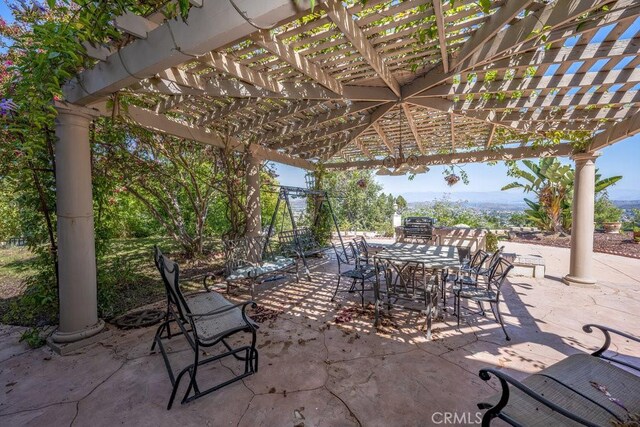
[583,324,640,372]
[202,273,215,292]
[478,368,601,427]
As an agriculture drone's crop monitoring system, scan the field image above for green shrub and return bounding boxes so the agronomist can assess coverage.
[19,327,46,348]
[594,195,622,225]
[485,231,499,252]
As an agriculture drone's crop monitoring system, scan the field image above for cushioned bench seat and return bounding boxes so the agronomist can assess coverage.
[225,256,295,281]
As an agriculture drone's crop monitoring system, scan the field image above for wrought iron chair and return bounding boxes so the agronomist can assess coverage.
[224,235,298,299]
[441,249,489,310]
[353,236,386,266]
[376,258,439,339]
[151,246,259,409]
[454,257,514,340]
[331,242,377,308]
[352,236,371,265]
[458,246,505,288]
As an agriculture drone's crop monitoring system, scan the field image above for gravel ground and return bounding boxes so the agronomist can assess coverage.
[510,230,640,259]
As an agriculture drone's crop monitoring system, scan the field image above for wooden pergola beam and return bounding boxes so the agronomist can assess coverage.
[401,103,425,154]
[201,51,281,93]
[403,0,615,98]
[63,0,311,105]
[125,105,315,170]
[450,113,455,152]
[590,109,640,151]
[432,0,449,73]
[486,124,496,148]
[197,98,253,126]
[324,0,401,96]
[296,102,396,160]
[253,30,344,95]
[420,67,640,98]
[320,102,396,160]
[264,101,381,147]
[372,122,394,155]
[456,89,640,112]
[287,116,371,154]
[323,143,574,170]
[155,94,193,114]
[451,1,535,69]
[456,0,615,72]
[238,100,324,133]
[355,137,374,159]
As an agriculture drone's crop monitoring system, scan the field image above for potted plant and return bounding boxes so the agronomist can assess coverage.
[594,195,623,233]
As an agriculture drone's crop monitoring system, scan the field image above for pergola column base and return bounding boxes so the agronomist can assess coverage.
[562,274,597,288]
[48,320,110,355]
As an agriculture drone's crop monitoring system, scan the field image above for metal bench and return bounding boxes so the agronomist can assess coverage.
[278,227,330,277]
[478,324,640,426]
[224,235,298,299]
[151,246,259,410]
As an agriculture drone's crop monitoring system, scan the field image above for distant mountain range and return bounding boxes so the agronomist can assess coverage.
[400,188,640,206]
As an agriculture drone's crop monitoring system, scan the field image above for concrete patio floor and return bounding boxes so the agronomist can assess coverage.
[1,242,639,427]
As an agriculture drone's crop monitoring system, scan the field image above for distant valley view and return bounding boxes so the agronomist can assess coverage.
[402,190,640,225]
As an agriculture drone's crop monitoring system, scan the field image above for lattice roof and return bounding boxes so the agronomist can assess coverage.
[64,0,640,171]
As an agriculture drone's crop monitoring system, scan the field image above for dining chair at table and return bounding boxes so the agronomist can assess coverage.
[458,246,505,288]
[377,258,439,339]
[453,257,514,340]
[352,236,371,265]
[440,249,489,310]
[331,242,377,308]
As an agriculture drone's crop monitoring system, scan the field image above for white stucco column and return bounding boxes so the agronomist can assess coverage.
[563,151,600,287]
[246,147,262,237]
[51,106,104,344]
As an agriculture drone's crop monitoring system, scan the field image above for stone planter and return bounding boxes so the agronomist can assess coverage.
[602,222,622,234]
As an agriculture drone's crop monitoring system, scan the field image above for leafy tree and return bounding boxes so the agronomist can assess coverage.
[395,195,408,213]
[322,170,394,233]
[502,158,621,233]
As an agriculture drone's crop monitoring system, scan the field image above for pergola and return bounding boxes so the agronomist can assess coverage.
[52,0,640,348]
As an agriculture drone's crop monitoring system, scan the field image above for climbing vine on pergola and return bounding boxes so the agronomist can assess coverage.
[60,0,640,173]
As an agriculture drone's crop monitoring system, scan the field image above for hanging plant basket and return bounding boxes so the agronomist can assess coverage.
[444,173,460,186]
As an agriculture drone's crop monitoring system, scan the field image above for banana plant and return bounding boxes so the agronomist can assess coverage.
[502,158,621,233]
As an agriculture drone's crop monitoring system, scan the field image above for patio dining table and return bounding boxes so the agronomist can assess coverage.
[373,243,461,339]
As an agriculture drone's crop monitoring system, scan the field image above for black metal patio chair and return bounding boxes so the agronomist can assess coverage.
[454,257,514,340]
[440,249,489,310]
[151,246,259,409]
[458,246,505,288]
[331,242,377,307]
[352,236,371,265]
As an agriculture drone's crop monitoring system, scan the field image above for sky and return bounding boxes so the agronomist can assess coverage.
[272,134,640,200]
